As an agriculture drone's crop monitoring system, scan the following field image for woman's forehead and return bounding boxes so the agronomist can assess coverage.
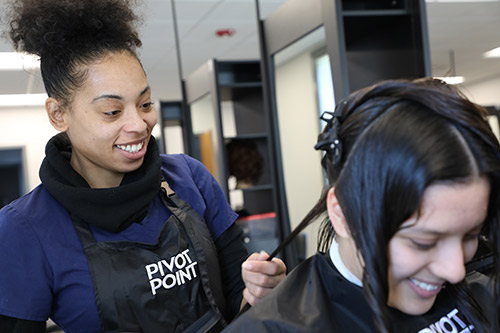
[399,177,490,234]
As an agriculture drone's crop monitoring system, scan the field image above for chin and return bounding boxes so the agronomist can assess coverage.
[120,158,145,173]
[390,300,435,316]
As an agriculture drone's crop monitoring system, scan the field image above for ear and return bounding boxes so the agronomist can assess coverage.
[46,97,68,131]
[326,187,350,238]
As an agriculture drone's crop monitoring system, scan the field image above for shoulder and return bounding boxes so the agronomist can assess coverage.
[226,254,335,331]
[0,183,71,259]
[160,154,236,239]
[225,254,319,332]
[466,271,493,290]
[227,253,375,332]
[160,153,207,175]
[0,184,76,270]
[0,185,65,230]
[251,253,335,302]
[0,186,58,321]
[466,271,495,317]
[159,154,210,199]
[160,154,214,192]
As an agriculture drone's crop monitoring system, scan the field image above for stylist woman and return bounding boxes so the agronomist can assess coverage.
[0,0,286,332]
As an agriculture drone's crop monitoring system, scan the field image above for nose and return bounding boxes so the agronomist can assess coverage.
[123,107,149,133]
[432,243,466,284]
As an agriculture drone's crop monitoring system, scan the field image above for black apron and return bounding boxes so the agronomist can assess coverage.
[72,182,228,332]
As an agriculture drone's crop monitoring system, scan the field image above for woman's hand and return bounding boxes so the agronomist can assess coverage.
[241,251,286,306]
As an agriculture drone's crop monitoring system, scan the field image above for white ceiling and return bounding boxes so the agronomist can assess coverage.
[426,1,500,86]
[0,0,499,103]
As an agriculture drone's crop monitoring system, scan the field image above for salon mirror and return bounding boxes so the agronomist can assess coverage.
[270,25,334,258]
[188,93,222,183]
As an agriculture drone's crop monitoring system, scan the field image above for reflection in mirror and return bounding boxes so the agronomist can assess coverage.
[158,101,185,155]
[272,26,334,257]
[315,53,336,127]
[189,93,221,183]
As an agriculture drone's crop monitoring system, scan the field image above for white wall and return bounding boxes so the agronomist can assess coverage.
[275,51,325,259]
[0,106,57,192]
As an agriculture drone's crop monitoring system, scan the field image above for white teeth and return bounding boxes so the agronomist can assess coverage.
[410,278,439,291]
[117,142,144,153]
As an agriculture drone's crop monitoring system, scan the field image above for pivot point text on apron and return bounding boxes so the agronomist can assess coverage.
[146,249,199,295]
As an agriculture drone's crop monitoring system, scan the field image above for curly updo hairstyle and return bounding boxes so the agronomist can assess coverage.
[5,0,142,106]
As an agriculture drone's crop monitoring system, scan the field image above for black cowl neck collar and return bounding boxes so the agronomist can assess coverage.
[39,132,162,233]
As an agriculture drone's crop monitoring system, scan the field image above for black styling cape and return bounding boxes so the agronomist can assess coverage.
[224,253,493,332]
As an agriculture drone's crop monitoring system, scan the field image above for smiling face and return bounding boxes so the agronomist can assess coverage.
[49,51,157,188]
[386,177,490,315]
[328,176,490,317]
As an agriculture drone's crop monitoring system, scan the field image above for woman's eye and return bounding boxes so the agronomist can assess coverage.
[104,110,121,116]
[140,102,153,111]
[411,240,435,250]
[464,233,480,242]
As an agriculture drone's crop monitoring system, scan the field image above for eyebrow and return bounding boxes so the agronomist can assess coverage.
[91,86,151,103]
[400,222,484,236]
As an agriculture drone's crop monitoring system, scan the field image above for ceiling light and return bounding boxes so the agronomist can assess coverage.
[0,52,40,71]
[425,0,498,2]
[434,76,465,85]
[483,47,500,58]
[0,93,47,107]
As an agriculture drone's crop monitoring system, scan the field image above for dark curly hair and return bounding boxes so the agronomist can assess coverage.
[4,0,142,106]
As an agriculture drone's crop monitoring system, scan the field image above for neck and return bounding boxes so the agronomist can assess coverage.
[70,156,125,188]
[39,132,162,232]
[335,236,364,283]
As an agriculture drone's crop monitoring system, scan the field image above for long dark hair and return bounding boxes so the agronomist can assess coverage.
[5,0,142,106]
[305,78,500,332]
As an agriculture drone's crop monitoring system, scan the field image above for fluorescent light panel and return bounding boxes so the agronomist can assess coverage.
[434,76,465,85]
[0,93,48,106]
[426,0,498,2]
[0,52,40,71]
[483,47,500,58]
